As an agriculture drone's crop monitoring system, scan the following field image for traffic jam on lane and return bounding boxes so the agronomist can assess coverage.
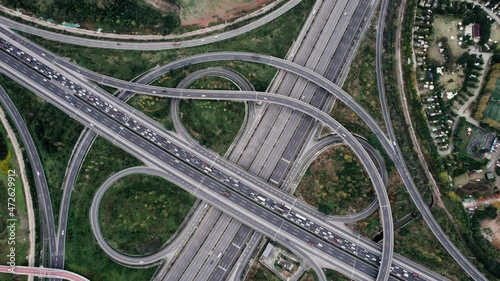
[0,35,424,281]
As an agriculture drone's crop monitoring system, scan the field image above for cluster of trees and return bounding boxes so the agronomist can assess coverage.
[464,206,500,278]
[383,0,442,199]
[475,64,500,123]
[458,52,483,93]
[2,0,180,34]
[0,133,7,161]
[437,37,454,69]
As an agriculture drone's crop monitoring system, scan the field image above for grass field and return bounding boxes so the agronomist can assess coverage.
[99,174,196,255]
[325,269,350,281]
[295,146,375,216]
[178,76,244,154]
[64,137,158,280]
[128,96,174,131]
[483,79,500,121]
[0,124,29,281]
[333,10,385,132]
[299,269,318,281]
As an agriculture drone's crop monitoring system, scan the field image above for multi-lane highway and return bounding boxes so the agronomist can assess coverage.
[376,0,396,142]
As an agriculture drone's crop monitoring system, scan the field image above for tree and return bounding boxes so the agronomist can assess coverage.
[318,202,335,215]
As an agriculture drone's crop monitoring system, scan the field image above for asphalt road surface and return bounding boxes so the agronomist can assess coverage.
[0,49,406,280]
[0,87,57,268]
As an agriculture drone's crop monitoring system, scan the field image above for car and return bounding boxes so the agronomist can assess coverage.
[223,191,231,197]
[412,273,418,277]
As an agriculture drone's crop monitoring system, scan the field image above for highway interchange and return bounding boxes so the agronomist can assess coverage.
[0,31,396,281]
[0,1,489,281]
[0,25,457,281]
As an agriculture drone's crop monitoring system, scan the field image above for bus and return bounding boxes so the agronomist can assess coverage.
[295,214,307,221]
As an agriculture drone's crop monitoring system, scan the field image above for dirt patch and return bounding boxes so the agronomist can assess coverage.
[179,0,275,27]
[144,0,181,15]
[439,69,463,91]
[457,183,490,197]
[481,218,500,250]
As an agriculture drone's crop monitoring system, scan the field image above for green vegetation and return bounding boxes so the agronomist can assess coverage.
[335,12,385,131]
[100,174,196,256]
[324,269,350,281]
[0,123,29,281]
[395,218,470,280]
[452,117,489,176]
[128,96,174,131]
[4,0,180,34]
[179,76,244,154]
[65,137,158,280]
[299,269,318,281]
[463,206,500,278]
[475,64,500,128]
[179,99,245,155]
[155,61,275,92]
[246,262,280,281]
[295,146,375,216]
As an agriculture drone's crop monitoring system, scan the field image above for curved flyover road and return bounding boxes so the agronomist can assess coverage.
[0,0,303,51]
[88,166,213,266]
[0,265,88,281]
[172,67,256,145]
[68,51,487,281]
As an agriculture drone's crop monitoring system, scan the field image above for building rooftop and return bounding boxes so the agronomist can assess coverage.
[262,243,273,258]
